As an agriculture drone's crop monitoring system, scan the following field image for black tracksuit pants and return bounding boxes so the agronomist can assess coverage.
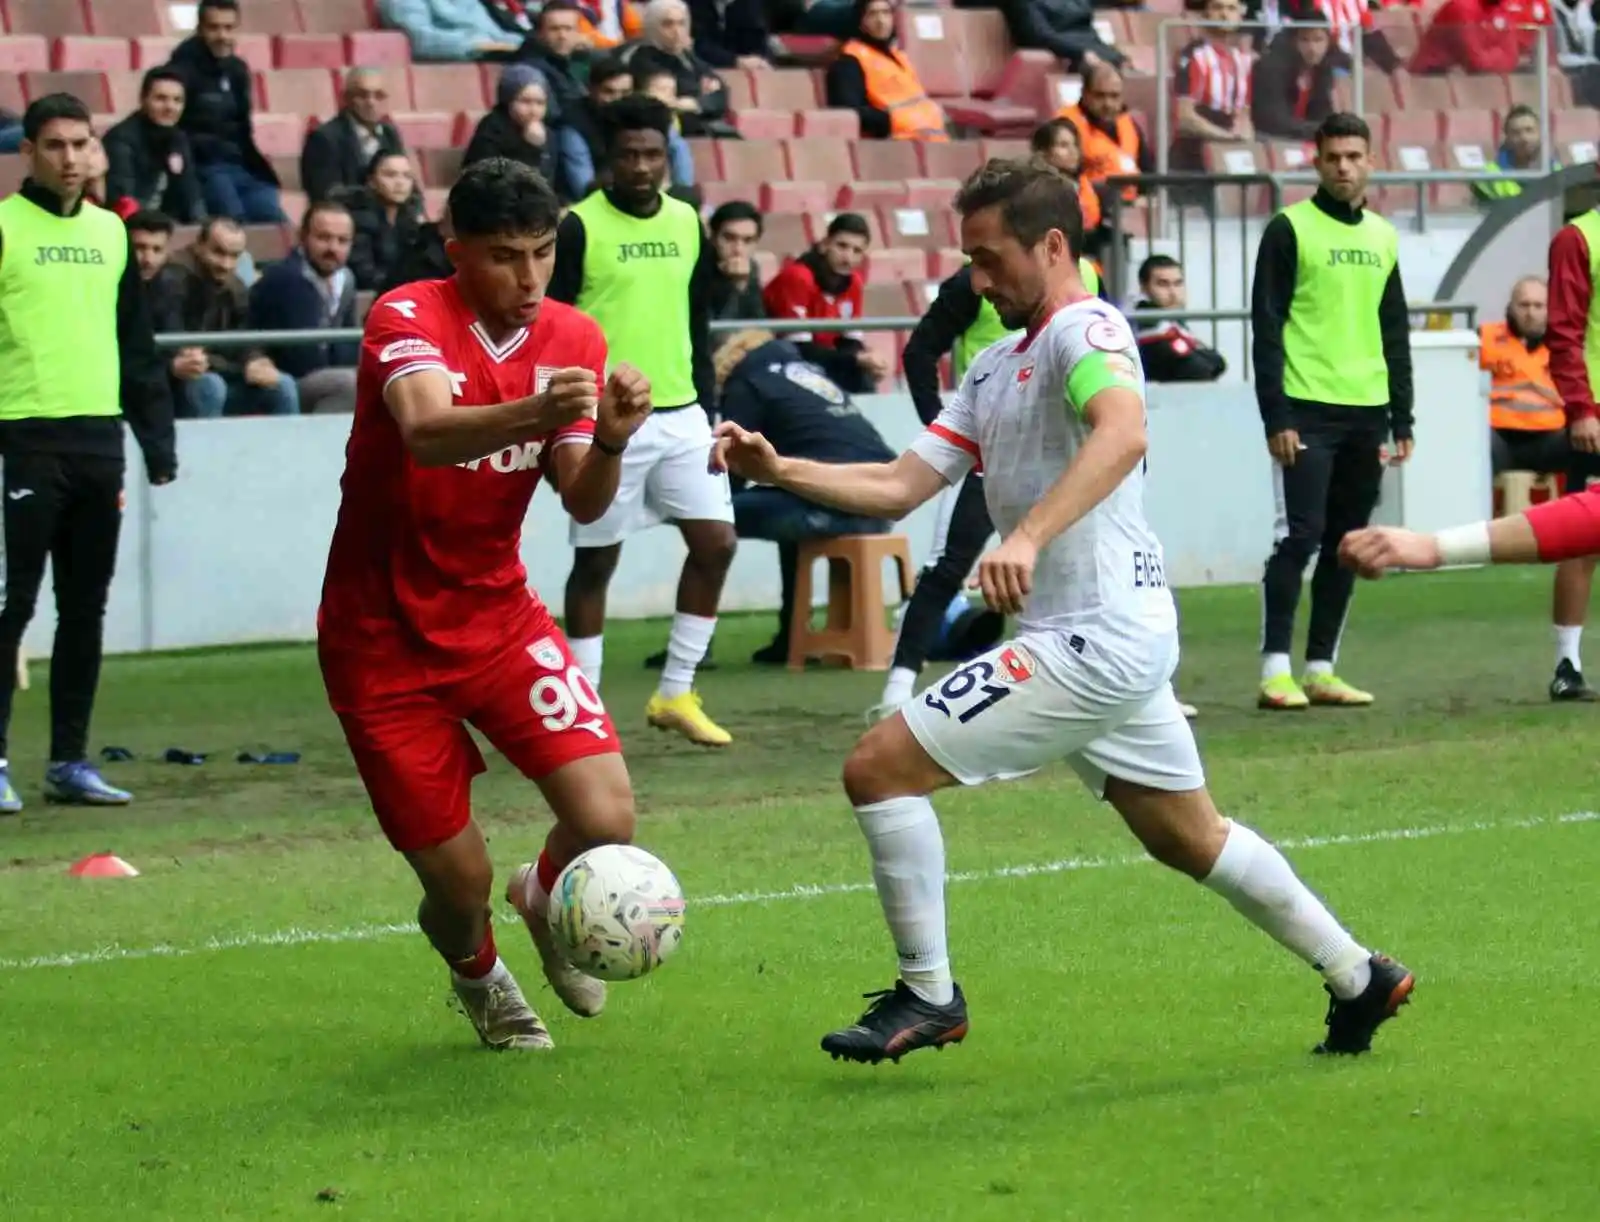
[1261,402,1388,662]
[892,471,994,672]
[0,451,124,762]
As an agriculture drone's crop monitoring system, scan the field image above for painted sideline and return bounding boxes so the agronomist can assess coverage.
[2,811,1595,973]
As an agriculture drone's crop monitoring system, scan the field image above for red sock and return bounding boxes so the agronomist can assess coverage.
[448,924,499,980]
[535,849,563,895]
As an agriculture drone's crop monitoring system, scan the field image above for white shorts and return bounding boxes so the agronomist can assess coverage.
[901,628,1205,796]
[569,407,734,548]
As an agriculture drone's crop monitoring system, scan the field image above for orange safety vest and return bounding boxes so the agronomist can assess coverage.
[1076,173,1101,231]
[840,40,949,143]
[1059,105,1140,202]
[1480,321,1565,431]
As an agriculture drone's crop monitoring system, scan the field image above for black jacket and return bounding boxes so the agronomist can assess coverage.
[626,45,729,136]
[719,339,895,484]
[514,44,588,126]
[967,0,1123,68]
[547,188,716,411]
[165,36,278,183]
[687,0,770,67]
[1131,299,1227,383]
[169,247,256,378]
[462,107,557,183]
[709,268,765,335]
[300,112,408,204]
[102,113,206,223]
[247,251,361,379]
[1250,188,1413,439]
[386,221,453,290]
[1249,30,1349,142]
[0,181,176,479]
[348,189,425,292]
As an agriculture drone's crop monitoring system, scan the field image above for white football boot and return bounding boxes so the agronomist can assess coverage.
[450,969,554,1050]
[506,863,608,1018]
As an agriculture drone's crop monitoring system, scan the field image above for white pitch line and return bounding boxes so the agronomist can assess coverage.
[1,810,1595,974]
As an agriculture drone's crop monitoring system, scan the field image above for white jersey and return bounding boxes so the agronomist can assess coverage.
[910,298,1176,643]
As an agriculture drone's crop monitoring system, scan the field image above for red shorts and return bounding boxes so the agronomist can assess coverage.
[323,624,620,853]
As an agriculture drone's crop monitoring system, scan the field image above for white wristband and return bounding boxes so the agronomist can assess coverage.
[1433,521,1493,567]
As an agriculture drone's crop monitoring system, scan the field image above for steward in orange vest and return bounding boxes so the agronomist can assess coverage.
[1480,319,1563,433]
[827,0,949,142]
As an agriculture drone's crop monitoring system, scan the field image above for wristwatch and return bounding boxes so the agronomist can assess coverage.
[594,434,628,456]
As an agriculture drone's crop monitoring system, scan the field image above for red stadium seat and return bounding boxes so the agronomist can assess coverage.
[916,140,982,180]
[0,34,50,73]
[730,108,792,140]
[232,34,274,73]
[242,224,292,263]
[130,35,179,67]
[1387,110,1442,148]
[451,110,485,144]
[903,178,958,208]
[251,112,309,158]
[414,146,463,188]
[409,63,487,111]
[270,155,301,190]
[274,34,345,70]
[1398,72,1453,111]
[695,180,750,208]
[106,68,144,111]
[1506,72,1569,110]
[1453,72,1509,112]
[946,8,1011,95]
[979,138,1028,161]
[852,139,919,180]
[863,281,909,316]
[344,30,410,67]
[880,204,953,250]
[835,181,909,208]
[688,138,721,182]
[4,0,88,37]
[280,189,308,228]
[751,68,817,110]
[0,76,22,114]
[22,69,108,108]
[259,67,339,118]
[53,36,129,72]
[762,213,810,258]
[895,8,966,96]
[864,247,925,283]
[296,0,374,34]
[358,64,413,110]
[390,110,455,149]
[720,69,756,113]
[237,2,303,34]
[83,0,169,37]
[761,180,831,211]
[1369,6,1418,58]
[925,248,964,279]
[0,153,24,194]
[794,109,858,139]
[1441,108,1496,148]
[785,137,850,181]
[719,138,788,183]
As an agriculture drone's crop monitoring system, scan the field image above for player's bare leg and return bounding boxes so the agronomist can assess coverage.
[405,821,552,1050]
[1105,777,1414,1054]
[820,714,970,1064]
[1549,557,1597,700]
[563,544,622,691]
[645,518,736,746]
[507,751,637,1017]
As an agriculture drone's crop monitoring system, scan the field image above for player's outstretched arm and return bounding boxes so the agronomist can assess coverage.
[386,367,597,468]
[553,366,654,524]
[1337,491,1600,577]
[710,422,946,519]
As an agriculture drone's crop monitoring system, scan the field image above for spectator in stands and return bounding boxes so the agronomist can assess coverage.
[1029,117,1102,234]
[481,0,537,39]
[389,206,454,288]
[714,328,896,662]
[1554,0,1600,105]
[687,0,774,68]
[519,1,592,125]
[1474,105,1557,203]
[634,65,699,187]
[709,201,766,336]
[248,203,361,414]
[348,152,425,292]
[126,211,185,323]
[84,137,111,210]
[376,0,523,61]
[763,212,888,394]
[166,0,286,224]
[826,0,951,142]
[984,0,1124,73]
[556,55,635,199]
[169,218,299,418]
[1483,275,1565,474]
[1132,255,1227,382]
[1411,0,1542,74]
[102,69,206,225]
[464,64,559,185]
[1251,11,1343,141]
[1170,0,1257,173]
[301,69,409,206]
[628,0,734,137]
[0,107,20,155]
[1058,63,1152,257]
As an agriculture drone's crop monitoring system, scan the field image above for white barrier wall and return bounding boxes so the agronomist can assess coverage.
[23,332,1487,656]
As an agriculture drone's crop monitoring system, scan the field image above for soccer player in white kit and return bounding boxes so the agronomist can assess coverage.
[713,160,1416,1065]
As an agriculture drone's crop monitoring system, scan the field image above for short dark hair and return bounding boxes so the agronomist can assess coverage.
[538,0,582,26]
[199,216,243,245]
[600,93,672,154]
[22,93,92,142]
[710,200,763,238]
[448,157,562,240]
[198,0,239,16]
[1137,253,1181,286]
[634,65,676,91]
[1314,112,1371,149]
[1504,103,1538,130]
[825,212,870,241]
[126,210,175,237]
[301,199,352,237]
[140,67,185,99]
[365,148,410,178]
[1292,7,1329,25]
[953,158,1083,257]
[590,55,631,90]
[1030,116,1080,156]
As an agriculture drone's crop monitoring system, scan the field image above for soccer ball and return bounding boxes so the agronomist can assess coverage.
[547,844,686,981]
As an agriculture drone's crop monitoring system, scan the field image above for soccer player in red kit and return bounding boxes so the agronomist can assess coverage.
[1340,487,1600,574]
[318,158,655,1051]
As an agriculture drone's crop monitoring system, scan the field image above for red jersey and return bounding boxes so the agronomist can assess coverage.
[1547,219,1595,422]
[761,251,865,350]
[318,278,602,699]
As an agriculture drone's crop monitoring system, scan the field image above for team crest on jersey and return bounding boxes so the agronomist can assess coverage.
[534,366,556,394]
[527,637,565,670]
[999,644,1035,684]
[1085,319,1126,352]
[379,338,443,363]
[1016,365,1034,386]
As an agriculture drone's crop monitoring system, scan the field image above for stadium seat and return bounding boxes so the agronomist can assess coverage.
[761,180,831,211]
[947,8,1011,95]
[1350,72,1399,113]
[731,108,793,140]
[720,70,756,114]
[22,70,108,108]
[904,178,958,208]
[53,36,129,72]
[981,49,1056,115]
[925,248,964,279]
[423,186,448,218]
[130,35,179,67]
[896,8,964,97]
[1401,73,1455,111]
[242,224,291,263]
[237,2,304,34]
[259,68,339,118]
[82,0,169,37]
[719,138,787,183]
[0,76,22,114]
[785,137,850,181]
[787,533,914,671]
[696,180,749,209]
[762,212,809,257]
[280,190,308,227]
[1262,141,1314,172]
[1369,6,1418,58]
[1453,72,1509,112]
[270,155,301,190]
[0,154,24,195]
[296,0,373,34]
[106,68,144,111]
[863,281,909,316]
[251,113,309,159]
[274,34,345,70]
[751,68,817,110]
[880,204,952,250]
[916,140,982,180]
[1441,108,1496,148]
[852,139,919,181]
[1388,110,1442,147]
[409,63,486,111]
[1506,72,1570,110]
[3,0,89,37]
[794,109,858,139]
[688,138,720,183]
[390,111,454,149]
[233,34,274,73]
[865,246,925,282]
[414,145,462,188]
[0,34,50,73]
[450,110,484,144]
[343,30,410,68]
[1442,138,1492,175]
[751,248,779,283]
[836,181,909,208]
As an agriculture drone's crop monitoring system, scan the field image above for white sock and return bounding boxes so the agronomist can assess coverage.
[658,613,716,699]
[1555,624,1583,670]
[569,635,603,690]
[881,665,918,707]
[1202,821,1372,1000]
[451,957,513,990]
[1261,652,1291,681]
[1304,659,1334,678]
[523,868,551,919]
[854,796,953,1005]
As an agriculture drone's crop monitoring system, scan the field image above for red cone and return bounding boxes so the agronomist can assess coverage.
[68,853,139,878]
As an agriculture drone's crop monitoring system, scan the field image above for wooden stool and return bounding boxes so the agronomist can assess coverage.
[1495,470,1560,515]
[788,534,915,671]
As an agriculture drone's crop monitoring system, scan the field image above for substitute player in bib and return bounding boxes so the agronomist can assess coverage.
[714,160,1415,1065]
[550,95,736,747]
[318,159,655,1052]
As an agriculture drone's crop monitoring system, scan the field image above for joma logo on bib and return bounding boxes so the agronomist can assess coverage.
[457,441,544,473]
[1325,248,1383,269]
[33,245,107,266]
[616,240,681,264]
